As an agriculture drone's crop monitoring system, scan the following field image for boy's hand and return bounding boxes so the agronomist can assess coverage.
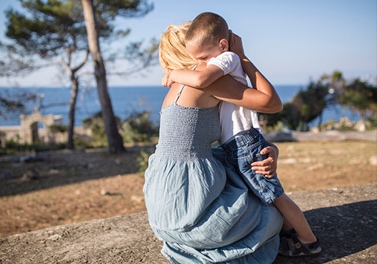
[162,73,174,87]
[162,74,168,87]
[229,30,245,58]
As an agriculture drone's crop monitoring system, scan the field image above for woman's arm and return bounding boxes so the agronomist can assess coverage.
[229,31,283,113]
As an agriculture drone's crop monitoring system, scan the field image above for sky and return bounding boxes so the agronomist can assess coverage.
[0,0,376,87]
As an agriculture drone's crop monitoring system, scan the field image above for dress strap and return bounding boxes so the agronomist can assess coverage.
[173,65,198,104]
[174,84,186,104]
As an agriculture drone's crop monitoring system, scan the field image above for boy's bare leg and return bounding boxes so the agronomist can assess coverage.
[273,193,317,244]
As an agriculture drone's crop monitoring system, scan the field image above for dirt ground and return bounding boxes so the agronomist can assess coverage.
[1,141,376,238]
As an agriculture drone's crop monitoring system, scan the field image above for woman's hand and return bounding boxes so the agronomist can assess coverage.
[229,30,245,59]
[251,143,279,178]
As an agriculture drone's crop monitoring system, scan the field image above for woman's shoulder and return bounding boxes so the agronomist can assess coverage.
[162,82,219,109]
[161,84,180,109]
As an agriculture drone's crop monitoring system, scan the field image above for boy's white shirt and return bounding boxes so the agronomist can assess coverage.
[207,51,262,144]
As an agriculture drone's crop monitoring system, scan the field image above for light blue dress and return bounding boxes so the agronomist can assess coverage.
[143,85,283,263]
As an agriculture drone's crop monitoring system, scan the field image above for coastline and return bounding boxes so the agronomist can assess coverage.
[0,85,363,127]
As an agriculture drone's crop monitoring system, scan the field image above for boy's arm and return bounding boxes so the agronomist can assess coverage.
[164,65,224,88]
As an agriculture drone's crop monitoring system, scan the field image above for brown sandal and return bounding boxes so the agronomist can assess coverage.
[279,233,322,257]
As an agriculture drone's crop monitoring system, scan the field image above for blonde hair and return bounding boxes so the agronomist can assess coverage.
[159,22,198,74]
[185,12,229,47]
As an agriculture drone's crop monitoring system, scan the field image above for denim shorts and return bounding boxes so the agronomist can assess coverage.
[221,128,284,204]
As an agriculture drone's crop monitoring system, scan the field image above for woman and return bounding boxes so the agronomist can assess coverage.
[143,22,283,263]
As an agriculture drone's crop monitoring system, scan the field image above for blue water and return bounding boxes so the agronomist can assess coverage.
[0,85,360,127]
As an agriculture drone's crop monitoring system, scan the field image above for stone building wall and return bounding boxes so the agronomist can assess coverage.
[0,110,92,146]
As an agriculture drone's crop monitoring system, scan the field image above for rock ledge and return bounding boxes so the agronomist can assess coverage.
[1,183,376,264]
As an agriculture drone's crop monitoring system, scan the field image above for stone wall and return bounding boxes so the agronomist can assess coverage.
[0,125,91,145]
[0,111,92,145]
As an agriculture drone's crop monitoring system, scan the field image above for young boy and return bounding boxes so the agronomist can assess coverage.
[163,12,321,256]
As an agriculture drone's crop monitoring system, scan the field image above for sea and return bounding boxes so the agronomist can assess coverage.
[0,85,361,127]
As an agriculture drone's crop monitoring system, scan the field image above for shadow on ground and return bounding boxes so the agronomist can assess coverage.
[274,199,377,263]
[0,145,154,197]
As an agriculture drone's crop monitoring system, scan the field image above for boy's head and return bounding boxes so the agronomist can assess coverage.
[185,12,229,62]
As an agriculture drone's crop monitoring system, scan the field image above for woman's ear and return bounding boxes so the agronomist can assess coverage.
[219,39,229,51]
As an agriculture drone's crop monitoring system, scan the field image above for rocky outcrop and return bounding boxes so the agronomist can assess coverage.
[1,183,376,263]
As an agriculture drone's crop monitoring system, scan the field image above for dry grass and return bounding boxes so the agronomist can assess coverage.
[1,141,376,238]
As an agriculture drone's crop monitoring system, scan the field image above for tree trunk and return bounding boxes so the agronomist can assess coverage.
[317,112,323,132]
[67,76,79,150]
[81,0,125,153]
[360,111,366,132]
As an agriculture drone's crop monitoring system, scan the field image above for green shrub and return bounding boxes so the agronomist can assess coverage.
[2,139,40,154]
[82,112,114,147]
[48,124,67,133]
[137,150,151,173]
[121,111,159,144]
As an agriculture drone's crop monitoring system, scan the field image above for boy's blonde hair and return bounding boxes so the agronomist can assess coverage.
[159,22,197,74]
[185,12,229,47]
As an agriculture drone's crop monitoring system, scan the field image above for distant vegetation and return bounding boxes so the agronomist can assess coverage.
[81,111,159,149]
[0,0,158,153]
[260,71,377,132]
[1,70,376,157]
[1,2,375,153]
